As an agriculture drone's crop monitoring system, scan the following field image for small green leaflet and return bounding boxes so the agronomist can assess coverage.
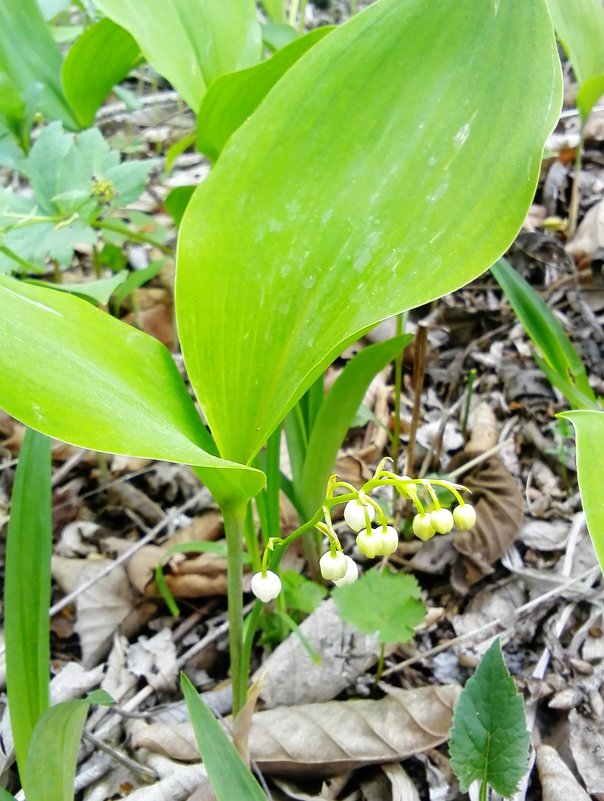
[449,639,530,797]
[333,569,425,644]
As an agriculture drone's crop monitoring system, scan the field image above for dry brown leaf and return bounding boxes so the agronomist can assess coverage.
[569,708,604,793]
[567,197,604,261]
[536,744,590,801]
[124,543,228,598]
[450,454,524,593]
[51,555,156,667]
[382,763,421,801]
[129,685,459,779]
[250,684,461,777]
[121,755,209,801]
[258,599,379,708]
[128,629,178,692]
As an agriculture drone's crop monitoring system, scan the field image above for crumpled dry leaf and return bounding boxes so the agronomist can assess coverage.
[567,197,604,261]
[450,580,525,641]
[121,542,228,599]
[251,684,461,777]
[52,555,156,667]
[382,763,421,801]
[536,744,590,801]
[518,519,569,551]
[569,708,604,793]
[120,754,210,801]
[129,685,460,779]
[258,599,380,708]
[128,629,178,692]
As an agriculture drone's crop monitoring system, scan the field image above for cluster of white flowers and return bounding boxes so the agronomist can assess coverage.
[250,467,476,603]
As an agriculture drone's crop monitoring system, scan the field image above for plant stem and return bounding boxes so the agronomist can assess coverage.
[479,780,488,801]
[222,503,247,716]
[567,124,585,239]
[374,643,385,684]
[94,219,173,255]
[391,312,405,469]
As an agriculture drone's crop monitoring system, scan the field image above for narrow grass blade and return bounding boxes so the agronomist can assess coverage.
[181,673,268,801]
[4,429,51,773]
[491,258,598,409]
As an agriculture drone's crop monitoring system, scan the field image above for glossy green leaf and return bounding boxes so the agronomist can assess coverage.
[95,0,262,110]
[5,429,51,774]
[197,27,332,161]
[0,0,75,128]
[491,258,598,409]
[62,18,142,129]
[449,639,530,796]
[181,673,268,801]
[334,569,425,644]
[0,276,264,504]
[298,334,410,516]
[559,410,604,574]
[23,693,113,801]
[547,0,604,120]
[177,0,561,465]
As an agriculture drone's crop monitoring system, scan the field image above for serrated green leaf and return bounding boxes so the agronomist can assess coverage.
[181,673,268,801]
[4,429,51,774]
[491,258,598,409]
[333,569,425,644]
[449,639,530,796]
[558,410,604,575]
[282,570,327,614]
[177,0,561,465]
[62,18,142,128]
[299,334,411,516]
[0,276,265,506]
[547,0,604,120]
[197,27,333,161]
[0,0,75,128]
[95,0,262,110]
[23,691,112,801]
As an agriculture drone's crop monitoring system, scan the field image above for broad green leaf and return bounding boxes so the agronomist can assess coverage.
[28,271,129,305]
[333,569,425,644]
[559,410,604,574]
[0,789,14,800]
[62,18,142,128]
[491,258,598,409]
[177,0,561,464]
[0,0,75,128]
[37,0,70,20]
[449,639,530,796]
[547,0,604,120]
[0,75,27,149]
[95,0,262,110]
[181,673,268,801]
[165,185,196,228]
[5,429,51,773]
[0,276,264,504]
[23,693,113,801]
[298,334,410,516]
[197,27,333,161]
[112,260,165,312]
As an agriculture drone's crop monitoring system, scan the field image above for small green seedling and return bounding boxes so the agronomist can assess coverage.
[449,639,530,801]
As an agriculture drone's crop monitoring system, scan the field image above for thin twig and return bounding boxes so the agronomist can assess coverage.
[82,731,158,783]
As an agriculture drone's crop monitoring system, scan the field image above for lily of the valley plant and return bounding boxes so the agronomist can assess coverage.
[0,0,561,715]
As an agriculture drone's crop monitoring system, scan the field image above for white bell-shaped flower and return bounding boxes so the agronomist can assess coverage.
[453,503,476,530]
[430,508,454,535]
[251,570,282,603]
[319,550,347,581]
[333,555,359,586]
[344,499,375,532]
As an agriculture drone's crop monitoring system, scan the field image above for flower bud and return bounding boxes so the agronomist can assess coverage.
[430,508,454,534]
[344,499,376,532]
[356,528,378,558]
[251,571,282,603]
[412,513,436,541]
[333,555,359,586]
[319,550,347,581]
[374,525,399,556]
[453,503,476,530]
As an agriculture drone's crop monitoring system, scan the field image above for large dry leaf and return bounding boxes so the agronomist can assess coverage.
[569,708,604,793]
[250,684,461,777]
[129,686,460,778]
[123,543,228,599]
[258,599,379,708]
[51,555,156,667]
[536,744,590,801]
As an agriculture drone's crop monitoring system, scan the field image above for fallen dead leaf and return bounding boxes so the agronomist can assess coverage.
[121,754,210,801]
[128,629,178,692]
[258,599,380,708]
[250,684,461,777]
[537,744,590,801]
[569,708,604,793]
[123,543,228,599]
